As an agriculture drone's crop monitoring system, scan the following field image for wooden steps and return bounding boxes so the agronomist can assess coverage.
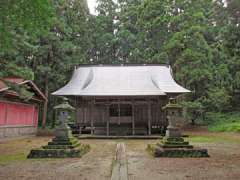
[93,126,148,135]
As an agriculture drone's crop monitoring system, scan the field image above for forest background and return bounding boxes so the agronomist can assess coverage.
[0,0,240,131]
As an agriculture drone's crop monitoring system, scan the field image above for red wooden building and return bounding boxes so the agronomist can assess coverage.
[0,77,47,138]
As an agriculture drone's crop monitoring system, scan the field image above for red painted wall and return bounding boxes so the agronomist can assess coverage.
[0,101,38,126]
[0,103,7,125]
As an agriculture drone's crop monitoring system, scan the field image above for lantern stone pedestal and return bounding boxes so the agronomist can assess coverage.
[147,98,209,158]
[28,124,90,158]
[28,98,90,158]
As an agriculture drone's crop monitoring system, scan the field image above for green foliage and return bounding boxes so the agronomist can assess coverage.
[13,84,34,101]
[204,87,231,112]
[1,0,240,127]
[182,100,204,124]
[210,122,240,132]
[89,0,119,63]
[0,0,54,50]
[0,62,34,80]
[0,0,91,125]
[206,112,240,132]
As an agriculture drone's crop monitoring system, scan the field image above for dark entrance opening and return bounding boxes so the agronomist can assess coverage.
[109,104,132,117]
[109,104,132,135]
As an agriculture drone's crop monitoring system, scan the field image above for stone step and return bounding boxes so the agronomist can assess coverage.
[162,141,189,145]
[160,144,193,149]
[27,145,90,158]
[48,139,79,146]
[147,144,209,158]
[43,143,80,149]
[94,127,147,135]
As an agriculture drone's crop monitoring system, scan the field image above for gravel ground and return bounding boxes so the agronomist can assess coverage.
[0,132,240,180]
[126,132,240,180]
[0,138,116,180]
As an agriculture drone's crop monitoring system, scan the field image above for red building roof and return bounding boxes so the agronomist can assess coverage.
[0,77,25,89]
[0,77,47,101]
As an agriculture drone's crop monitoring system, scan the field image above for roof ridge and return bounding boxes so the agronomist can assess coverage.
[76,63,170,68]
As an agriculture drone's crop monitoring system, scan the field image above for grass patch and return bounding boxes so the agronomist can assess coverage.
[209,122,240,132]
[0,137,52,165]
[205,112,240,132]
[187,134,240,144]
[0,153,27,165]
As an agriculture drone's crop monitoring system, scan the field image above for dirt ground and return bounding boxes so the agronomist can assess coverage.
[0,131,240,180]
[0,138,116,180]
[126,132,240,180]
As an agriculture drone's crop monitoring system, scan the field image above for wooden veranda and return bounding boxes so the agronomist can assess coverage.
[74,96,169,136]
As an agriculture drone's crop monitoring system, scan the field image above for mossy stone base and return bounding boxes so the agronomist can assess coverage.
[42,137,80,149]
[147,137,209,158]
[27,143,90,158]
[28,122,90,158]
[147,144,209,157]
[27,135,90,158]
[159,137,194,149]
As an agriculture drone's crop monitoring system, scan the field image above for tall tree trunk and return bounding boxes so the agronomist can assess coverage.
[42,46,53,128]
[51,97,56,128]
[42,76,48,129]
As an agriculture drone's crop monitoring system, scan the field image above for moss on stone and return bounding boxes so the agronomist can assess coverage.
[148,146,209,158]
[147,137,209,158]
[27,132,90,158]
[27,143,90,158]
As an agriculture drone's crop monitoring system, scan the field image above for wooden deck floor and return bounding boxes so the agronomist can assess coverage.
[77,135,163,139]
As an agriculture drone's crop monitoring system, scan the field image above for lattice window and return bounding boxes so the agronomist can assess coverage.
[109,104,132,117]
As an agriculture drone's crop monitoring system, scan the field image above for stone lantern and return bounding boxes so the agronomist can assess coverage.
[53,97,75,140]
[27,98,90,158]
[147,98,209,158]
[163,98,183,138]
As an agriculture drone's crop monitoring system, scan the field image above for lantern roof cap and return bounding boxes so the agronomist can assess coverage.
[162,98,182,110]
[54,97,75,110]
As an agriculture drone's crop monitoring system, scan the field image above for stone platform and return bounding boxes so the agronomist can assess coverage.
[78,135,163,139]
[147,137,209,158]
[28,136,90,158]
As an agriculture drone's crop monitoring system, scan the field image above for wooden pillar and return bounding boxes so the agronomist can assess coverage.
[156,97,159,127]
[132,101,135,135]
[102,106,105,124]
[148,100,152,135]
[163,97,168,127]
[79,126,82,135]
[74,96,77,126]
[91,101,94,135]
[78,107,82,135]
[118,100,120,125]
[83,101,86,124]
[106,104,110,136]
[79,100,84,135]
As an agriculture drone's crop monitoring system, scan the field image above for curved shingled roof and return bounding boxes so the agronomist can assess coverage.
[52,64,190,96]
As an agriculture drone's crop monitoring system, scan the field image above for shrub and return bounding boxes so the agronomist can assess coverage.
[206,112,240,132]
